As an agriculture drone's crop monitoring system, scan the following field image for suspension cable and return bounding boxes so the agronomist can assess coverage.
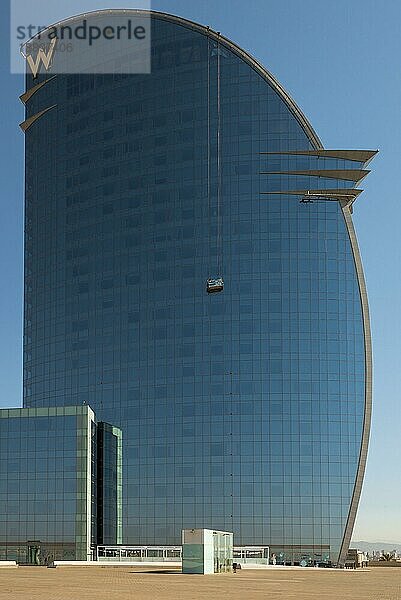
[216,34,222,277]
[207,34,211,270]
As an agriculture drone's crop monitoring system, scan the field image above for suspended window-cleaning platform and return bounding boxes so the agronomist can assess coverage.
[207,278,224,294]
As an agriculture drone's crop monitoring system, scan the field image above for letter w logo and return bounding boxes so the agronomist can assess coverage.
[26,38,57,78]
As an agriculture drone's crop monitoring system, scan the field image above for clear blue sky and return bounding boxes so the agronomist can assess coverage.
[1,0,400,543]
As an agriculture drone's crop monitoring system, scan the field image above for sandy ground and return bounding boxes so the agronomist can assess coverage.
[0,565,400,600]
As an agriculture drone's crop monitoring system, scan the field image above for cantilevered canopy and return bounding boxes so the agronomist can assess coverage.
[260,170,370,184]
[261,149,378,167]
[260,149,377,206]
[261,189,363,201]
[19,105,56,132]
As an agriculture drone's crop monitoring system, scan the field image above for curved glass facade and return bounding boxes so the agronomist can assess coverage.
[22,11,372,564]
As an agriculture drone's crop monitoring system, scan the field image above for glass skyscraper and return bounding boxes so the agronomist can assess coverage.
[20,10,375,565]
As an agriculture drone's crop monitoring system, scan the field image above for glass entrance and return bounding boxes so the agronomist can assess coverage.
[27,542,41,565]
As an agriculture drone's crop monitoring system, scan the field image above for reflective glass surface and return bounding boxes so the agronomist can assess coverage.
[23,14,367,563]
[0,407,93,562]
[97,423,123,544]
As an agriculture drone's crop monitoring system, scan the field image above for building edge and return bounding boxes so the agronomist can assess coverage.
[337,206,373,566]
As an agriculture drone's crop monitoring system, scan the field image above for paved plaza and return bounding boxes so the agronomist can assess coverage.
[0,566,400,600]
